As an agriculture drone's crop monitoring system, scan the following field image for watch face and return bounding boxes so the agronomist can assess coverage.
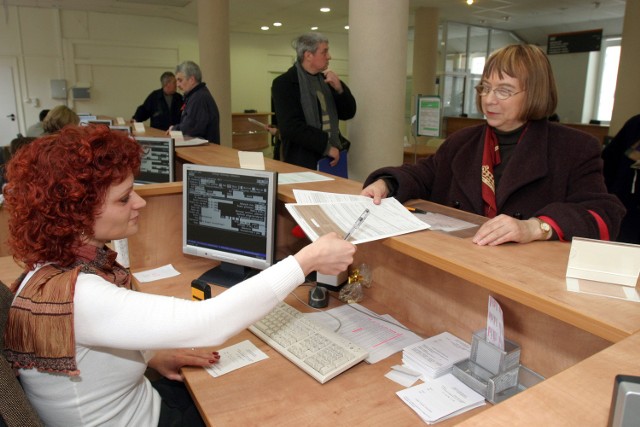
[541,222,551,232]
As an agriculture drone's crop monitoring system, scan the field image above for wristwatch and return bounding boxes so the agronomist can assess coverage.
[533,217,552,240]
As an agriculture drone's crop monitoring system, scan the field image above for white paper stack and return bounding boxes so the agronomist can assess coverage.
[402,332,471,379]
[397,373,485,424]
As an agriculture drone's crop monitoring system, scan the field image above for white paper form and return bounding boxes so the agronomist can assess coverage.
[486,296,504,350]
[205,340,268,378]
[238,151,265,170]
[132,264,180,282]
[305,304,422,364]
[278,172,334,185]
[397,373,485,424]
[285,197,429,244]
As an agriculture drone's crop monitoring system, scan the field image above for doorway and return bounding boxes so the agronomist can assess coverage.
[0,60,21,146]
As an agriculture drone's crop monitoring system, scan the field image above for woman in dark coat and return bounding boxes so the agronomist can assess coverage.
[362,44,625,246]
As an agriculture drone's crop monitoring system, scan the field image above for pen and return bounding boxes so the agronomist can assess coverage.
[343,208,370,240]
[406,207,428,214]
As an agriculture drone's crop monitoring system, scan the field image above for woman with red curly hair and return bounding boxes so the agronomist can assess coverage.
[3,125,355,426]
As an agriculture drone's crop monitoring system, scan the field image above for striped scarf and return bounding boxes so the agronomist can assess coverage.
[3,244,131,375]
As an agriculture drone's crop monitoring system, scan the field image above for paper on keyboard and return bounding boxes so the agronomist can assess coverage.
[305,304,422,364]
[205,340,268,378]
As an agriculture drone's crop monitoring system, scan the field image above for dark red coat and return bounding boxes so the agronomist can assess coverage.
[364,119,625,241]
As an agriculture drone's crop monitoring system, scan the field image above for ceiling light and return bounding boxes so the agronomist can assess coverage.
[311,26,319,30]
[273,22,282,27]
[344,25,349,30]
[261,26,269,31]
[467,0,473,4]
[320,7,330,13]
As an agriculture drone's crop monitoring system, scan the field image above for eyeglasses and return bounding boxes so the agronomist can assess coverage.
[475,84,524,100]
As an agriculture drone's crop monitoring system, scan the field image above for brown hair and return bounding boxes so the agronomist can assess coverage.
[42,105,80,133]
[476,44,557,121]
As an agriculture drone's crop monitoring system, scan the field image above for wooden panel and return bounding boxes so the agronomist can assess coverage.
[231,113,271,151]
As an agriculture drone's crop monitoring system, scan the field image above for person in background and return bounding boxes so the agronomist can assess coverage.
[3,125,355,426]
[0,136,36,189]
[272,32,356,169]
[602,114,640,244]
[132,71,183,131]
[362,44,625,246]
[42,105,80,134]
[25,109,50,137]
[169,61,220,144]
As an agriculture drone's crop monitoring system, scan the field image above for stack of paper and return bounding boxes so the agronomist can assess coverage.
[402,332,471,379]
[397,373,485,424]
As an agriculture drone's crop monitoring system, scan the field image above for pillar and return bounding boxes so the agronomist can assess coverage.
[609,0,640,135]
[197,0,232,146]
[348,0,410,182]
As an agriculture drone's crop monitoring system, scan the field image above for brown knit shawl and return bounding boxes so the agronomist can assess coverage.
[3,244,131,375]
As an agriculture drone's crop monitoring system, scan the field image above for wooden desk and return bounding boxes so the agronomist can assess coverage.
[3,142,632,425]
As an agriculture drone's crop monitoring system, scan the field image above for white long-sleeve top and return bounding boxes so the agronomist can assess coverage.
[15,256,305,427]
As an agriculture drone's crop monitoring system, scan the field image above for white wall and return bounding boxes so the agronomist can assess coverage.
[0,5,352,136]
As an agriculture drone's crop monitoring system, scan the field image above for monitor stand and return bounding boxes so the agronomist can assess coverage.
[197,262,256,288]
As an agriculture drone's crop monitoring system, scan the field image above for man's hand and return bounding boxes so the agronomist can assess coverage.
[323,70,344,94]
[327,146,340,166]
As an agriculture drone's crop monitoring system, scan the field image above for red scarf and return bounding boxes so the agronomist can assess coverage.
[481,127,501,218]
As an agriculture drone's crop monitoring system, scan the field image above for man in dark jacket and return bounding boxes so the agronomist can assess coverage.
[272,32,356,170]
[171,61,220,144]
[132,72,183,131]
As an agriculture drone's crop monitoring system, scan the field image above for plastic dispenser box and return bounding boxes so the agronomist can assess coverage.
[452,330,544,403]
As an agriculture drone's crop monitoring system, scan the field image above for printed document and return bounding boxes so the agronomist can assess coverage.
[397,373,485,424]
[305,304,422,364]
[278,172,334,185]
[402,332,471,379]
[205,340,268,378]
[286,194,429,244]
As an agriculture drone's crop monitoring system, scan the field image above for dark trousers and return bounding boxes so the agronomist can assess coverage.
[152,378,205,427]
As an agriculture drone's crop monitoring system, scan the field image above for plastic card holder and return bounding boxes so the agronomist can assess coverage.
[471,329,521,375]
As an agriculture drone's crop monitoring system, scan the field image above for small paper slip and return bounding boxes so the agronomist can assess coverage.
[174,137,209,147]
[402,332,471,379]
[278,172,334,185]
[238,151,265,170]
[247,117,267,129]
[305,304,422,364]
[205,340,268,377]
[132,264,180,283]
[386,365,422,387]
[115,117,125,125]
[486,296,504,350]
[133,122,145,132]
[169,130,183,139]
[397,373,485,424]
[418,212,476,232]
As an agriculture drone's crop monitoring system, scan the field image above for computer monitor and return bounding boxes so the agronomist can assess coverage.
[110,125,131,135]
[78,115,97,123]
[182,164,278,288]
[135,136,175,184]
[87,119,113,126]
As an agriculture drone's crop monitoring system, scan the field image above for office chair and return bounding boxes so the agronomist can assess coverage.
[0,283,43,427]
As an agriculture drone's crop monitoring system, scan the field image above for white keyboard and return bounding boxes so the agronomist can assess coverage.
[248,302,369,383]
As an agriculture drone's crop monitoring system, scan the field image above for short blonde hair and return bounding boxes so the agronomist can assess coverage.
[477,44,557,121]
[42,105,80,133]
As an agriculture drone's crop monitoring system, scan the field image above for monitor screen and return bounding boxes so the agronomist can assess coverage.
[87,119,113,126]
[110,125,131,135]
[182,164,277,287]
[135,136,175,184]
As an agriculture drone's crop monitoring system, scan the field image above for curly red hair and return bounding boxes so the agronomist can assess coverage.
[4,125,142,268]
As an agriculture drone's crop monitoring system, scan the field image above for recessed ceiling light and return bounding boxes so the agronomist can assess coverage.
[261,26,269,31]
[311,26,319,30]
[320,7,330,13]
[273,22,282,27]
[466,0,473,4]
[344,25,349,30]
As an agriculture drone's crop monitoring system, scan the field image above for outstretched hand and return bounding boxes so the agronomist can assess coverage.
[360,179,389,205]
[294,232,356,276]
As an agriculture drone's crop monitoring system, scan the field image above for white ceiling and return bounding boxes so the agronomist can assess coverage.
[6,0,627,46]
